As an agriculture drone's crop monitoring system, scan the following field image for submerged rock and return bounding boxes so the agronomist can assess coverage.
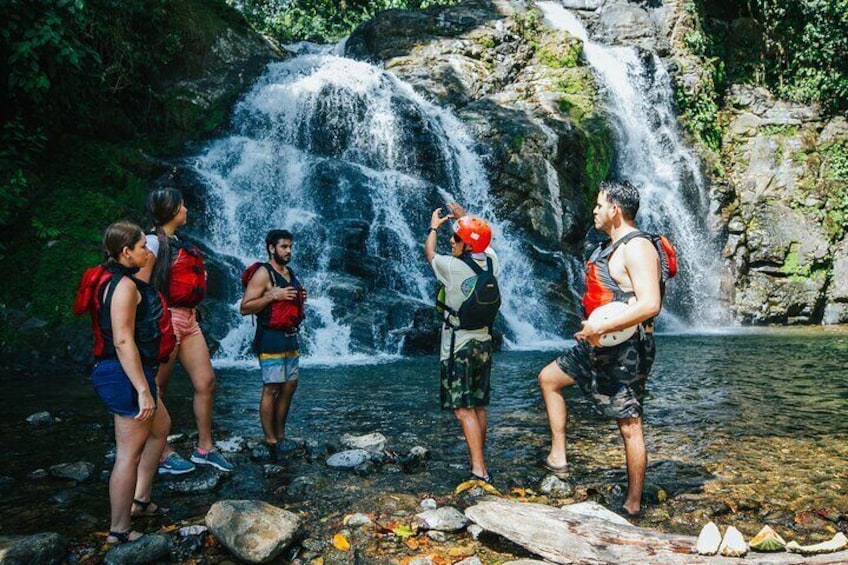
[206,500,300,563]
[164,469,222,493]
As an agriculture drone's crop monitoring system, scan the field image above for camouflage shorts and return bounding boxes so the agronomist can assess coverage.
[555,332,655,420]
[440,339,493,410]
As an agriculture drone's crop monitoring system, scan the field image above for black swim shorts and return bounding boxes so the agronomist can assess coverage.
[555,331,655,419]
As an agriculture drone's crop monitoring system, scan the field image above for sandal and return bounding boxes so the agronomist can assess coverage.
[539,457,569,477]
[469,472,493,484]
[106,530,143,544]
[131,498,169,517]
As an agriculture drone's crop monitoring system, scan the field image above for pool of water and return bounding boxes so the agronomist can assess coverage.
[1,329,847,545]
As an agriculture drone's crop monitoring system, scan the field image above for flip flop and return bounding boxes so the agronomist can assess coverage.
[539,457,569,476]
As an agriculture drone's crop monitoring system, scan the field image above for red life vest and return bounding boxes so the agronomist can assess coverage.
[582,230,677,317]
[73,264,176,364]
[242,262,305,331]
[166,238,207,308]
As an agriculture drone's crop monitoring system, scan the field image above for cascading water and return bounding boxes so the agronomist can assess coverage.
[539,2,726,329]
[192,53,565,364]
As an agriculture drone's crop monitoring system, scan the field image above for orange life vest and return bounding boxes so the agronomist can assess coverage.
[582,230,677,317]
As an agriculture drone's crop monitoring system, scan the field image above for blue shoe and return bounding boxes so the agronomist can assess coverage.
[190,448,234,472]
[157,452,196,475]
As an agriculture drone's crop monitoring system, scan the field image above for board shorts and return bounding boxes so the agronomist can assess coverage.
[169,306,202,345]
[440,339,492,410]
[555,330,655,419]
[259,351,299,384]
[91,359,158,417]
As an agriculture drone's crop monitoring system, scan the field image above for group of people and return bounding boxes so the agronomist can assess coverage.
[76,179,664,543]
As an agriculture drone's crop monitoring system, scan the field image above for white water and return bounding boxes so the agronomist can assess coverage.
[539,2,726,328]
[192,54,567,364]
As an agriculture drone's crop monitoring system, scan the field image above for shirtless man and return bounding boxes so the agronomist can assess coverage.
[538,181,663,517]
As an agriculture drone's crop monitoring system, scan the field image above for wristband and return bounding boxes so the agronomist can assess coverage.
[427,227,437,235]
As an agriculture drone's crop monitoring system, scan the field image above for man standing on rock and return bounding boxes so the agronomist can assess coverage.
[425,203,500,484]
[240,229,306,461]
[538,181,664,517]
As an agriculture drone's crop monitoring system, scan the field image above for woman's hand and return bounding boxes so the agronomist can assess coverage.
[135,389,156,421]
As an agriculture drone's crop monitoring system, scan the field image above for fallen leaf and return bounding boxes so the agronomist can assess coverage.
[332,533,350,551]
[310,558,324,565]
[455,480,480,494]
[657,488,668,502]
[157,524,180,533]
[393,524,416,539]
[405,538,420,550]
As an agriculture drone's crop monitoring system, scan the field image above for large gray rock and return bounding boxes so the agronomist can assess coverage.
[0,533,66,565]
[205,500,300,563]
[103,534,171,565]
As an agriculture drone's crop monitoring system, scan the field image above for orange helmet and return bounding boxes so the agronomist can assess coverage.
[453,215,492,253]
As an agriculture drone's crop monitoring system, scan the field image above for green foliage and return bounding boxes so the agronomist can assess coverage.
[231,0,461,43]
[705,0,848,115]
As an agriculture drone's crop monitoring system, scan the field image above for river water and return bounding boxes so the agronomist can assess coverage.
[2,330,847,553]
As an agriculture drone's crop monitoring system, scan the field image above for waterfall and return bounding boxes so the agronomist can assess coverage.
[191,54,566,364]
[539,2,726,329]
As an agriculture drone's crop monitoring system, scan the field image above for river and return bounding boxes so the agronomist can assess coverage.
[2,329,846,558]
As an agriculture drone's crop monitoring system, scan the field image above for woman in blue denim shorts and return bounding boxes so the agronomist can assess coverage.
[75,221,176,543]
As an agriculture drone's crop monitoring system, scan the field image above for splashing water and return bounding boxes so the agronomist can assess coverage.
[191,54,567,363]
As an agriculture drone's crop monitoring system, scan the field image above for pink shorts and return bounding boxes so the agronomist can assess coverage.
[169,307,202,345]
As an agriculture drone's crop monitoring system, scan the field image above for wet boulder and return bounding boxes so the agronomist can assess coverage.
[0,532,66,565]
[103,534,171,565]
[205,500,300,563]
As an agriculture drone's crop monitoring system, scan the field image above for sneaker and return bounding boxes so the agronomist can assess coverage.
[191,447,234,472]
[157,452,196,475]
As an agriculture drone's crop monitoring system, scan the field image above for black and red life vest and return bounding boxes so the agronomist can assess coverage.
[582,230,677,317]
[241,262,305,331]
[165,237,207,308]
[73,263,176,364]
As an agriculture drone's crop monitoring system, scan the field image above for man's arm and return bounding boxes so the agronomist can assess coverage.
[425,207,453,264]
[575,238,661,344]
[239,266,277,316]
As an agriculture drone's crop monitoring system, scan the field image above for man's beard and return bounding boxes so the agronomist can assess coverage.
[273,250,290,265]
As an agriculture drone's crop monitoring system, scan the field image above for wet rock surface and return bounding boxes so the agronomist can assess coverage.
[0,532,66,565]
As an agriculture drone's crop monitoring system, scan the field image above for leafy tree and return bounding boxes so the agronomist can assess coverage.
[230,0,459,44]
